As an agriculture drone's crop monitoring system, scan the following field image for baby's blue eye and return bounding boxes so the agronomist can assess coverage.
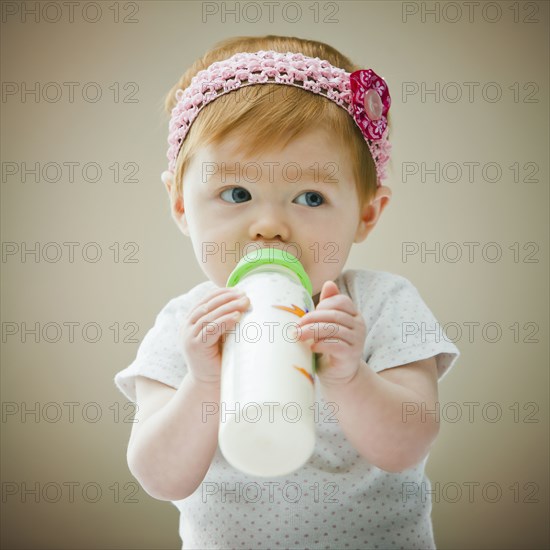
[294,191,325,207]
[220,187,251,203]
[219,188,324,207]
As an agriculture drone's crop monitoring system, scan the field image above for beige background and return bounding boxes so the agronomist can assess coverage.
[1,1,548,548]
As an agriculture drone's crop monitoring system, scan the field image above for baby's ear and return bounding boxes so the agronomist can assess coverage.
[354,185,392,243]
[161,171,189,236]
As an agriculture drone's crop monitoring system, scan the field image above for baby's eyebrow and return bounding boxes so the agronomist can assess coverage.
[201,161,340,185]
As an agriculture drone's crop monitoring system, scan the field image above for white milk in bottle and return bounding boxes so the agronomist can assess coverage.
[218,248,316,477]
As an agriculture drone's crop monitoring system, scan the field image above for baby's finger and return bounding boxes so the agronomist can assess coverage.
[299,323,354,346]
[197,310,243,345]
[314,293,358,314]
[187,288,246,326]
[297,309,357,330]
[191,295,250,339]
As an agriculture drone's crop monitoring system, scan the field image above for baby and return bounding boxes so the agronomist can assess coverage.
[115,35,460,550]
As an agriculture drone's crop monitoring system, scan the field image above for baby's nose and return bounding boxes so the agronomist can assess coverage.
[248,204,290,242]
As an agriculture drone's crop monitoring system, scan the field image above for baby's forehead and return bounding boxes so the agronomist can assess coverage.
[199,160,342,188]
[195,127,351,169]
[192,136,351,187]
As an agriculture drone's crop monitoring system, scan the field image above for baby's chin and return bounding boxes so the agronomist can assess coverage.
[199,269,229,289]
[198,263,238,288]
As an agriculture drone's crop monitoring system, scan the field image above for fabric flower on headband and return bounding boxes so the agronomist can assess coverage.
[349,69,391,141]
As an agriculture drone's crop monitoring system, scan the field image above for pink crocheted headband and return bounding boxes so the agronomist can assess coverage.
[167,50,392,186]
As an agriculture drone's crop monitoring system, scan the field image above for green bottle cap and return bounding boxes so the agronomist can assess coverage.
[226,248,313,295]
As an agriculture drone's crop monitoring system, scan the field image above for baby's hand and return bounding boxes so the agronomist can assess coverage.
[295,281,366,386]
[180,287,250,385]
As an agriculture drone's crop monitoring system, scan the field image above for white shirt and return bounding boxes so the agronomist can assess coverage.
[115,269,460,549]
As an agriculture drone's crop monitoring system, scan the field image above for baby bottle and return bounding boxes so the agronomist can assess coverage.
[218,248,316,477]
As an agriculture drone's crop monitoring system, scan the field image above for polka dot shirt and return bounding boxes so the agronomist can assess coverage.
[115,269,460,549]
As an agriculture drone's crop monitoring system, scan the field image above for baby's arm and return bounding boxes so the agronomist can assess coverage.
[321,357,440,473]
[127,375,221,501]
[127,287,250,501]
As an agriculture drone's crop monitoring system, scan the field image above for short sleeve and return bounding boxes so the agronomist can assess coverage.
[113,281,218,402]
[347,270,460,381]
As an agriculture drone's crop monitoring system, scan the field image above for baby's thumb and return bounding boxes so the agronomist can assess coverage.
[319,280,339,302]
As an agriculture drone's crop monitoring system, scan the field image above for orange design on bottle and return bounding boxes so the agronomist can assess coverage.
[272,304,309,317]
[293,365,314,385]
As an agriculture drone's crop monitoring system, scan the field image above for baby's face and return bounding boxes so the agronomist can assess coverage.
[178,126,372,300]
